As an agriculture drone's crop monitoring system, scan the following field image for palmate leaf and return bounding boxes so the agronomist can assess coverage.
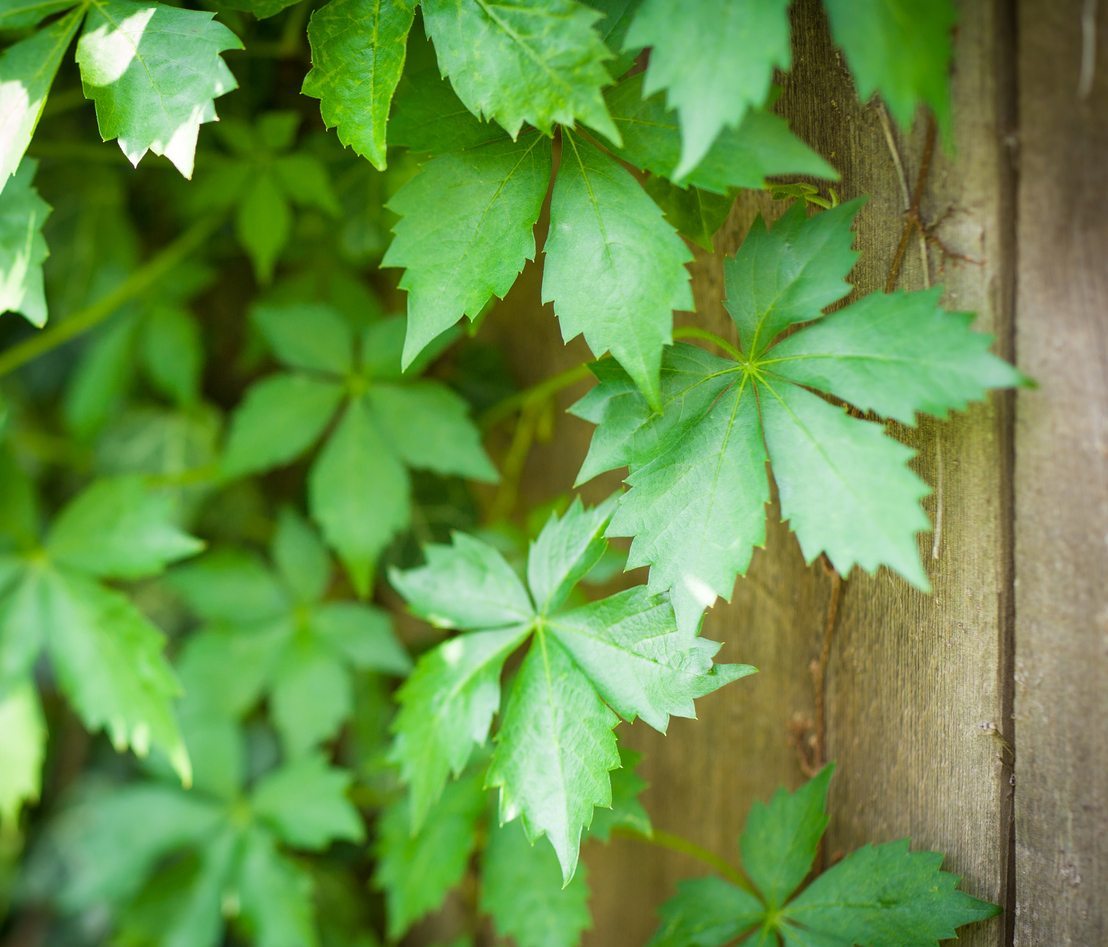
[302,0,417,170]
[390,498,752,881]
[575,200,1024,632]
[222,304,495,592]
[75,0,241,177]
[0,1,79,29]
[0,159,51,326]
[0,681,46,828]
[823,0,955,141]
[0,8,82,191]
[421,0,620,142]
[624,0,791,178]
[648,767,998,946]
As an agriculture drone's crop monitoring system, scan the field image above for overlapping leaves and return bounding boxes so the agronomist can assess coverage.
[223,301,495,593]
[389,497,752,882]
[574,200,1024,632]
[649,766,998,946]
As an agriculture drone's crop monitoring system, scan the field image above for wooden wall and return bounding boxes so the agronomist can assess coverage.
[477,1,1107,944]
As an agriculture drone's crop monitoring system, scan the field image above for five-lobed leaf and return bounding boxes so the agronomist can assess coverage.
[303,0,417,170]
[576,201,1022,631]
[624,0,791,178]
[75,0,242,177]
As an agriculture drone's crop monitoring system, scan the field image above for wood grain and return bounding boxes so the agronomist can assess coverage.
[1013,1,1108,943]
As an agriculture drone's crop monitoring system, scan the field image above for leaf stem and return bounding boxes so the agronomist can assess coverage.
[0,217,221,379]
[479,362,593,430]
[673,326,744,360]
[613,826,758,895]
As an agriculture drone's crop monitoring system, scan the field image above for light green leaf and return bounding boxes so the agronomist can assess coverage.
[41,570,190,782]
[374,771,485,940]
[75,0,242,177]
[625,0,791,177]
[0,158,51,326]
[390,625,528,829]
[487,632,620,883]
[824,0,955,141]
[741,766,832,910]
[0,566,47,689]
[270,639,352,756]
[62,313,140,439]
[724,200,861,357]
[766,287,1028,425]
[140,304,203,404]
[175,624,283,720]
[543,131,692,408]
[383,135,552,366]
[46,477,203,580]
[759,378,931,587]
[421,0,619,141]
[0,9,82,191]
[253,301,355,375]
[587,745,651,841]
[526,495,614,614]
[252,754,364,850]
[273,152,341,214]
[272,507,332,605]
[302,0,417,170]
[0,680,46,828]
[782,840,999,944]
[480,818,591,947]
[170,549,289,624]
[308,396,409,595]
[222,373,344,476]
[607,75,837,195]
[647,876,764,947]
[390,532,533,631]
[236,172,291,282]
[235,828,320,947]
[310,600,411,673]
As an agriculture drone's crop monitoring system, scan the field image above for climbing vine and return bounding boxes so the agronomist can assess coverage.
[0,0,1019,944]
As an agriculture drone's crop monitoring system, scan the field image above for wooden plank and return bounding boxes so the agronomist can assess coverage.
[1013,1,1108,943]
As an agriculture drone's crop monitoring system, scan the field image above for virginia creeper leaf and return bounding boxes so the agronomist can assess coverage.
[421,0,620,142]
[0,158,51,326]
[251,753,365,850]
[624,0,791,177]
[587,746,652,841]
[543,131,692,408]
[302,0,417,170]
[0,681,45,828]
[75,0,242,177]
[0,1,80,29]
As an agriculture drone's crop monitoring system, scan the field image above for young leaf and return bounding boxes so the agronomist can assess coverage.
[824,0,955,141]
[576,201,1022,630]
[480,819,592,947]
[251,753,365,850]
[648,876,764,947]
[0,158,51,326]
[390,499,750,880]
[302,0,417,170]
[543,131,692,408]
[75,0,242,177]
[0,9,82,191]
[624,0,791,177]
[374,772,486,940]
[383,135,552,365]
[421,0,620,142]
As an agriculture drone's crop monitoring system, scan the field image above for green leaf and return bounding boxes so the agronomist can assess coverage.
[766,287,1028,425]
[543,132,692,408]
[272,506,331,604]
[308,396,410,595]
[310,601,411,673]
[782,840,999,944]
[823,0,955,141]
[75,0,242,177]
[46,477,203,580]
[576,203,1023,626]
[587,746,651,842]
[486,632,620,883]
[302,0,417,170]
[40,570,190,783]
[585,0,641,77]
[0,680,46,828]
[611,79,836,196]
[251,754,364,850]
[0,1,80,29]
[624,0,791,177]
[222,373,345,476]
[480,818,592,947]
[140,304,204,404]
[236,173,291,282]
[389,532,533,630]
[390,625,528,828]
[421,0,619,142]
[0,567,49,688]
[643,177,732,252]
[253,302,354,375]
[0,9,82,191]
[647,876,764,947]
[526,495,614,614]
[374,771,485,939]
[236,829,320,947]
[212,0,302,18]
[269,638,352,756]
[0,158,51,326]
[740,766,832,910]
[170,549,289,625]
[383,135,552,366]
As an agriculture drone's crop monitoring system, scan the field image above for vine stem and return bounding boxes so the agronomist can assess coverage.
[614,826,757,895]
[672,326,744,360]
[479,362,593,430]
[0,217,221,378]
